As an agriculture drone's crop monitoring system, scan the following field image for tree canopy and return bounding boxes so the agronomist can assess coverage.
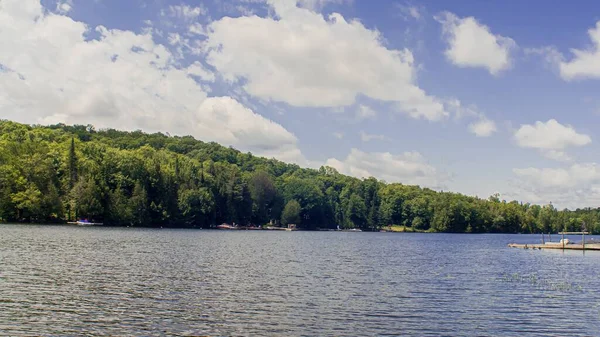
[0,120,599,233]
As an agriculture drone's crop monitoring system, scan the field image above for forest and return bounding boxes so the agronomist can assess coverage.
[1,120,599,233]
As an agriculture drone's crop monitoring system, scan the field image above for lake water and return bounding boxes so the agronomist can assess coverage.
[1,225,599,336]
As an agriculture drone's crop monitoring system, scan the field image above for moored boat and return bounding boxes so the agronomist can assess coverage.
[67,219,103,226]
[217,223,237,230]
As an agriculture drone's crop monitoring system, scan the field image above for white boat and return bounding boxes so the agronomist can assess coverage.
[67,220,103,226]
[217,223,237,230]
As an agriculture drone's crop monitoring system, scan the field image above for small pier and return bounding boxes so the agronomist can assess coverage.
[508,243,600,251]
[508,231,600,251]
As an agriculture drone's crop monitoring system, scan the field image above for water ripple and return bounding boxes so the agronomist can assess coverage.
[1,226,599,336]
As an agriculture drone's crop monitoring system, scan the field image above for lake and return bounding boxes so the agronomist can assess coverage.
[1,224,599,336]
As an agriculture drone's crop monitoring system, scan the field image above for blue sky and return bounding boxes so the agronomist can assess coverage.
[3,0,600,209]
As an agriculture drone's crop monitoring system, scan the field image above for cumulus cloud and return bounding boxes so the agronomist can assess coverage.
[514,119,592,158]
[195,97,303,162]
[527,21,600,81]
[559,21,600,80]
[333,132,344,139]
[513,119,591,161]
[325,148,446,188]
[203,0,450,121]
[436,12,516,75]
[514,119,591,149]
[0,0,304,163]
[512,163,600,208]
[469,118,497,137]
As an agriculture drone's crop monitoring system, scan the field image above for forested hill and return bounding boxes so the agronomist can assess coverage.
[1,120,599,233]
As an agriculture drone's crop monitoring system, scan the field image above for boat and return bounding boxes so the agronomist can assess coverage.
[67,219,103,226]
[217,223,237,230]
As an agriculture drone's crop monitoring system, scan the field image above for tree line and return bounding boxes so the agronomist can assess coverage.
[1,120,599,233]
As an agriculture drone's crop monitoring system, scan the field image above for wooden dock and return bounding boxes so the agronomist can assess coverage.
[508,243,600,251]
[509,231,600,251]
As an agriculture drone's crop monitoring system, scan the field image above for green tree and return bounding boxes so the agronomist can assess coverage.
[71,177,103,221]
[130,182,150,226]
[5,119,600,234]
[281,200,301,226]
[249,171,276,224]
[11,181,42,221]
[345,193,367,229]
[282,177,324,228]
[178,187,215,227]
[41,182,63,221]
[68,137,78,189]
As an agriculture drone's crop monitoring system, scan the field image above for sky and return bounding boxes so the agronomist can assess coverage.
[2,0,600,209]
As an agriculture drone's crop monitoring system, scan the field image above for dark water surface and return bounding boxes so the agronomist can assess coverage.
[1,225,599,336]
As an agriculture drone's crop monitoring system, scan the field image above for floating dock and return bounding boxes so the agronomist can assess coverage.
[508,243,600,251]
[509,231,600,251]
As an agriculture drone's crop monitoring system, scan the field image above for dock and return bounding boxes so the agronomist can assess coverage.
[509,231,600,251]
[508,243,600,251]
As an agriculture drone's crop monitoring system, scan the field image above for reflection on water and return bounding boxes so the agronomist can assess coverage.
[1,225,599,336]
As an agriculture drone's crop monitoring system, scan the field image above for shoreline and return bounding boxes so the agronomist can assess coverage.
[1,222,590,235]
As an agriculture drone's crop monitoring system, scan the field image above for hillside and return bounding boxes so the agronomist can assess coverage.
[0,120,598,233]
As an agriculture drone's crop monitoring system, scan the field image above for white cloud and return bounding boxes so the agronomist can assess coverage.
[514,119,590,162]
[445,98,496,136]
[0,0,304,164]
[436,12,516,75]
[469,118,496,137]
[325,148,446,188]
[215,0,259,17]
[359,131,387,142]
[542,150,572,163]
[514,119,591,150]
[195,97,304,163]
[446,98,478,119]
[333,132,344,139]
[189,23,205,35]
[166,4,207,21]
[356,104,376,120]
[512,163,600,208]
[168,32,182,45]
[55,0,72,13]
[204,0,449,121]
[297,0,352,11]
[559,21,600,80]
